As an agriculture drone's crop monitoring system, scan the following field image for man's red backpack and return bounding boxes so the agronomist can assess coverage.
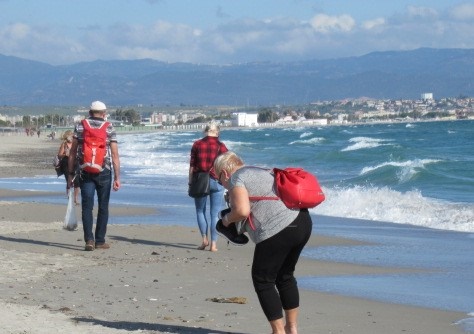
[80,119,110,173]
[249,167,325,209]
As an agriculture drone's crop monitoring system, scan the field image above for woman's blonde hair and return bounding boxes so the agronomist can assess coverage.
[62,130,73,141]
[214,151,244,176]
[204,121,220,135]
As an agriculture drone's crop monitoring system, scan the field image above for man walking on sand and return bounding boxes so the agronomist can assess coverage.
[68,101,121,251]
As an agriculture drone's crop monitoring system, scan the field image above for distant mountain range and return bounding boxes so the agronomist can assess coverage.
[1,48,474,106]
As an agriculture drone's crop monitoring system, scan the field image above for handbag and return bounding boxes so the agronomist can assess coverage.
[188,172,210,198]
[53,155,63,177]
[54,155,68,177]
[53,155,60,167]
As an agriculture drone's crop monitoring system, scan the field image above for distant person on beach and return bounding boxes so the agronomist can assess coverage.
[189,122,228,252]
[68,101,121,251]
[37,129,41,138]
[213,151,312,334]
[57,130,80,204]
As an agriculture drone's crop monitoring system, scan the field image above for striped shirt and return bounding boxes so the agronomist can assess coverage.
[73,117,117,171]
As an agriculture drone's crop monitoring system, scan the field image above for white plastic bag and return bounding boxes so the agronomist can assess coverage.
[64,189,78,231]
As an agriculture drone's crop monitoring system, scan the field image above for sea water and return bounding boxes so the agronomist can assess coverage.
[1,120,473,328]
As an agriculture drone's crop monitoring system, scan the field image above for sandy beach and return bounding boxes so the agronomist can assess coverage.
[0,132,469,334]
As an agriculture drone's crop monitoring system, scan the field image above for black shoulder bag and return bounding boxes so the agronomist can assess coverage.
[188,142,221,198]
[188,172,210,198]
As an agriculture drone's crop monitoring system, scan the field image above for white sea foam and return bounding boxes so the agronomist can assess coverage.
[223,140,257,150]
[282,126,308,132]
[120,147,189,176]
[313,186,474,232]
[289,137,325,145]
[300,132,313,138]
[455,316,474,333]
[360,159,441,183]
[342,136,393,151]
[169,131,195,137]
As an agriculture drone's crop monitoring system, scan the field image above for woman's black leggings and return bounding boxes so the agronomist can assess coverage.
[251,210,313,321]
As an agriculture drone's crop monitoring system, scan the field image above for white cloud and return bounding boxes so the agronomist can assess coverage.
[2,4,474,66]
[0,23,85,64]
[116,21,201,47]
[206,21,268,56]
[449,3,474,20]
[4,23,30,39]
[77,21,204,63]
[310,14,356,33]
[0,23,34,51]
[362,18,386,30]
[407,5,438,19]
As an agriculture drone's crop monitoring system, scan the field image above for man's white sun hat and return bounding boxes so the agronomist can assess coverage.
[90,101,107,112]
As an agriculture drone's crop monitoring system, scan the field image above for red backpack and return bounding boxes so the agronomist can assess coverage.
[249,167,325,209]
[80,119,109,173]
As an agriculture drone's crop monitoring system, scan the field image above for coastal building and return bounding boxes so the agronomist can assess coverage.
[151,112,163,124]
[421,93,434,100]
[275,115,294,124]
[300,118,328,125]
[233,112,258,127]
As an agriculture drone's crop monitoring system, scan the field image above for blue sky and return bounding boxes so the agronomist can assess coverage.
[1,0,473,65]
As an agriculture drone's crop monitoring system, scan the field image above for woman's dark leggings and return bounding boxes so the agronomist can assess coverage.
[251,210,313,321]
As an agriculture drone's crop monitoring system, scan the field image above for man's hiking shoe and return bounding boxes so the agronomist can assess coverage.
[95,243,110,249]
[85,240,95,251]
[216,220,249,246]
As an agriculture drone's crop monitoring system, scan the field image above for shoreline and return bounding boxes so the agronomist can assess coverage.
[0,133,471,333]
[3,117,471,137]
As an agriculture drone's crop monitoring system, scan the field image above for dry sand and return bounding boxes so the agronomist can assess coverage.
[0,132,469,333]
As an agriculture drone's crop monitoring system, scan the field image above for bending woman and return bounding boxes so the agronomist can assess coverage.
[214,151,312,334]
